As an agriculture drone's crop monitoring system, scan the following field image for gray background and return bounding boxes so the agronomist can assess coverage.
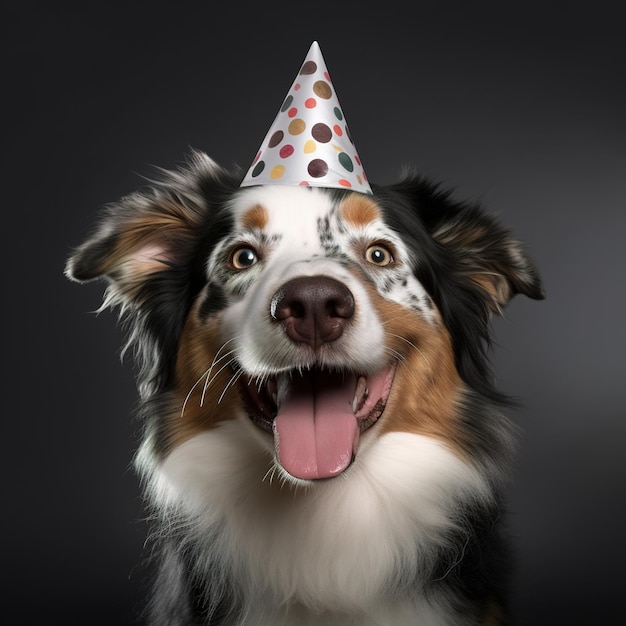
[6,1,625,623]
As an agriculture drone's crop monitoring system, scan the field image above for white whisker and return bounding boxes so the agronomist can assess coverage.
[181,336,241,416]
[181,370,211,418]
[200,350,237,406]
[217,367,244,405]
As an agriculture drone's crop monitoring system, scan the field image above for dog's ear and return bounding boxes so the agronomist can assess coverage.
[65,152,237,311]
[431,208,545,314]
[377,175,545,315]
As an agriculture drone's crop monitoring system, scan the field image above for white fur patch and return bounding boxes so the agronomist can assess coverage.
[149,423,490,624]
[210,186,436,378]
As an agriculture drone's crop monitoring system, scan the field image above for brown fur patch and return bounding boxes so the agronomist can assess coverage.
[240,204,269,231]
[339,194,381,227]
[165,301,241,450]
[468,273,506,314]
[361,282,469,458]
[74,197,206,302]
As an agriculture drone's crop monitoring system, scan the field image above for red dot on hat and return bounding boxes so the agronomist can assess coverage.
[279,145,294,158]
[305,98,316,109]
[333,125,343,136]
[288,107,298,118]
[338,179,352,188]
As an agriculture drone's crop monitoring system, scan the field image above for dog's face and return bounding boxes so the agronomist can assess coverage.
[67,154,544,488]
[182,186,447,482]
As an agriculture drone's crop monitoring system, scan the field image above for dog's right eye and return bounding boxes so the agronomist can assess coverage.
[229,246,259,270]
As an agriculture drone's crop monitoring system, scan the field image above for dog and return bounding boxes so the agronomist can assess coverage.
[66,150,544,625]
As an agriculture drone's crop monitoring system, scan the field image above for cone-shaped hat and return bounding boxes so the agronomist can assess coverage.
[240,41,371,194]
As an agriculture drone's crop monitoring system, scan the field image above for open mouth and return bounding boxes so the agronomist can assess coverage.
[237,364,397,481]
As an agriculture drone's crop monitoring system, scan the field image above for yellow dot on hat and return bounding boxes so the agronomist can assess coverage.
[288,119,306,135]
[270,165,286,179]
[304,140,316,153]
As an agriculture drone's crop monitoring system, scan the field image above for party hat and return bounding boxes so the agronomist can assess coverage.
[240,41,371,194]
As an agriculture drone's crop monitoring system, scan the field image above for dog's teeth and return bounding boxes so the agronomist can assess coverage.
[352,376,368,414]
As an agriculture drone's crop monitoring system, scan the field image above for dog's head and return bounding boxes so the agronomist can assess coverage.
[66,152,544,484]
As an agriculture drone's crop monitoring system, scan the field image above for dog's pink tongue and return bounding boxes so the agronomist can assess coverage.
[273,371,358,480]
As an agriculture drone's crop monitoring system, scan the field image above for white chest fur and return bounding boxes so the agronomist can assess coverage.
[147,419,489,624]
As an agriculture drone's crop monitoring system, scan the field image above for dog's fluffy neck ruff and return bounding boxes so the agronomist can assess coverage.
[144,414,493,625]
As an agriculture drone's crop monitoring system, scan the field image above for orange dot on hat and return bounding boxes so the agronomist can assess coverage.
[305,98,317,109]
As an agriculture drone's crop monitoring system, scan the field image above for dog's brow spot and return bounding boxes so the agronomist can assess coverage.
[339,195,381,226]
[240,204,269,230]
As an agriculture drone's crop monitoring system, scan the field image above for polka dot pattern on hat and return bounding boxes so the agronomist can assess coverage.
[241,41,371,194]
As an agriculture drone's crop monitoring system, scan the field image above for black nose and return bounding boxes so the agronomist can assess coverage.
[270,276,355,349]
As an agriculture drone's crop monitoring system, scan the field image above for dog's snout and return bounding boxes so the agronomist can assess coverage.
[271,276,355,349]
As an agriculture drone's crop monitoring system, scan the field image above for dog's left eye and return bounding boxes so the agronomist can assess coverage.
[229,246,259,270]
[364,244,394,266]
